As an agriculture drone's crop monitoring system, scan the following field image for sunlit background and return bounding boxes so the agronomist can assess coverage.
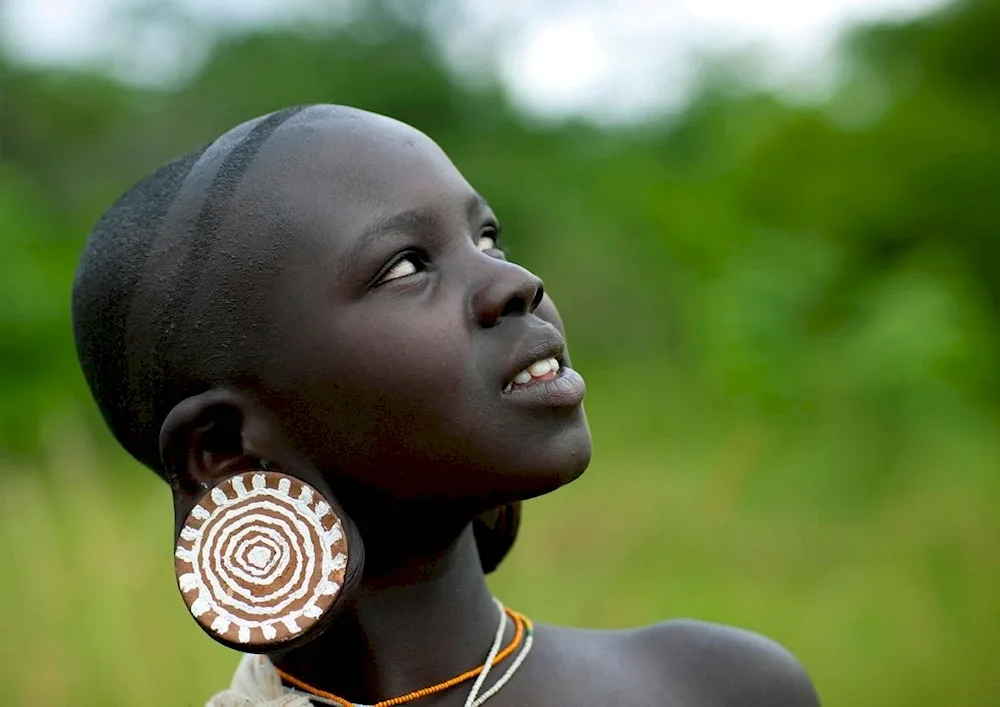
[1,0,998,705]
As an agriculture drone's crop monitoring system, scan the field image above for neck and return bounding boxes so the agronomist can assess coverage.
[271,523,501,704]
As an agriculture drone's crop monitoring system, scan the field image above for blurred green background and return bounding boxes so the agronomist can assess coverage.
[1,0,998,704]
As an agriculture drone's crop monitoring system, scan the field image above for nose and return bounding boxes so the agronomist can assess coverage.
[471,259,544,328]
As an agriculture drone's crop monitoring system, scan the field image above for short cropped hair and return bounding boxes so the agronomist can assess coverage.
[72,106,308,476]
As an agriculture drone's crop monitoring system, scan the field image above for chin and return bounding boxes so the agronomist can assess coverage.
[510,415,592,500]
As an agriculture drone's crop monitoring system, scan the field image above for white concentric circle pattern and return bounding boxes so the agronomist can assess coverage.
[174,471,348,649]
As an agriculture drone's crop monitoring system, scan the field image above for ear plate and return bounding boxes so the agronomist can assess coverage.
[174,471,348,650]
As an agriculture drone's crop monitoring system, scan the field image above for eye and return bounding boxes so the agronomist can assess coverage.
[375,252,422,285]
[476,228,503,255]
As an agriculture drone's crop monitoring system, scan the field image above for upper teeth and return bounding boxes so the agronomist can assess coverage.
[511,357,560,385]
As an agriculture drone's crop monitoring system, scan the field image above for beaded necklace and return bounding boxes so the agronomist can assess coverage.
[278,599,534,707]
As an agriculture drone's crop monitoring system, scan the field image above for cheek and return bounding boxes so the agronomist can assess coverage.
[535,293,566,335]
[534,294,581,366]
[293,308,501,497]
[284,305,481,461]
[334,308,472,402]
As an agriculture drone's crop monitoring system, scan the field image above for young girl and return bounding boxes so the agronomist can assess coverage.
[72,104,819,707]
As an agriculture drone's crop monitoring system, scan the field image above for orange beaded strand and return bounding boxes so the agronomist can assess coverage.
[275,607,527,707]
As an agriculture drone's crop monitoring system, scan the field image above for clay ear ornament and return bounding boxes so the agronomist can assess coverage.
[174,471,348,651]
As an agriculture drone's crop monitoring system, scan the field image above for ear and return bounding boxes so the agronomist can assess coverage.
[472,502,522,574]
[159,388,275,501]
[161,390,369,653]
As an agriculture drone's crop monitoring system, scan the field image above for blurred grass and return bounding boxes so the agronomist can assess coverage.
[2,373,997,706]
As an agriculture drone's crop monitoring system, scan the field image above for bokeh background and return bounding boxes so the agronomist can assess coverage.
[1,0,998,704]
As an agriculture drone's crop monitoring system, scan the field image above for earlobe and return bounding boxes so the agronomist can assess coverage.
[473,502,522,574]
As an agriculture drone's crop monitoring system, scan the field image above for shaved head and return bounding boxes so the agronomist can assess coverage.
[74,104,470,476]
[74,105,313,473]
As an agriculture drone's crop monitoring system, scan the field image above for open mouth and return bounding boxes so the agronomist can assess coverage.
[503,356,562,393]
[498,327,585,408]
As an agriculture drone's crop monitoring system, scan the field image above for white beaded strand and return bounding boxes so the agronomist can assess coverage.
[463,598,508,707]
[470,627,534,706]
[281,597,509,707]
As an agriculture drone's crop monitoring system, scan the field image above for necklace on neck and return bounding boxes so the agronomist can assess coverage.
[277,598,535,707]
[463,600,535,707]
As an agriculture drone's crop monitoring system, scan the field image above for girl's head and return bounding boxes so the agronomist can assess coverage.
[72,105,591,568]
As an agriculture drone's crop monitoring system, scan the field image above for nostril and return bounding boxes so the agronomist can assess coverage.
[500,296,527,319]
[498,280,542,319]
[528,282,544,313]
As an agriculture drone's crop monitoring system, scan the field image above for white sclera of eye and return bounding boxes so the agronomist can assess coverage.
[476,235,497,252]
[382,258,418,282]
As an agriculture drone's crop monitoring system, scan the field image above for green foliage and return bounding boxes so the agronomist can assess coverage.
[1,0,997,704]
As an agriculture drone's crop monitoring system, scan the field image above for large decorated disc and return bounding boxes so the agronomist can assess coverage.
[174,472,348,650]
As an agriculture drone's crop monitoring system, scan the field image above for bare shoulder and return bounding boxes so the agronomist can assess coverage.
[632,619,820,707]
[526,620,818,707]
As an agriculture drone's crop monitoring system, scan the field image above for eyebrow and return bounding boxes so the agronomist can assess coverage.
[341,192,493,278]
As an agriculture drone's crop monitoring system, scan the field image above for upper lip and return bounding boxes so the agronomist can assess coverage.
[501,325,566,388]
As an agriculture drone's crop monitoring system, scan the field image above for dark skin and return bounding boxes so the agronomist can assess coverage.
[159,106,819,706]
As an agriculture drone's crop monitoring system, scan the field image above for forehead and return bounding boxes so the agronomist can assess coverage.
[232,107,478,240]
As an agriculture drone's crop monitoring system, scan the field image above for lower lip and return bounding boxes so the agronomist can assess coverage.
[501,367,586,408]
